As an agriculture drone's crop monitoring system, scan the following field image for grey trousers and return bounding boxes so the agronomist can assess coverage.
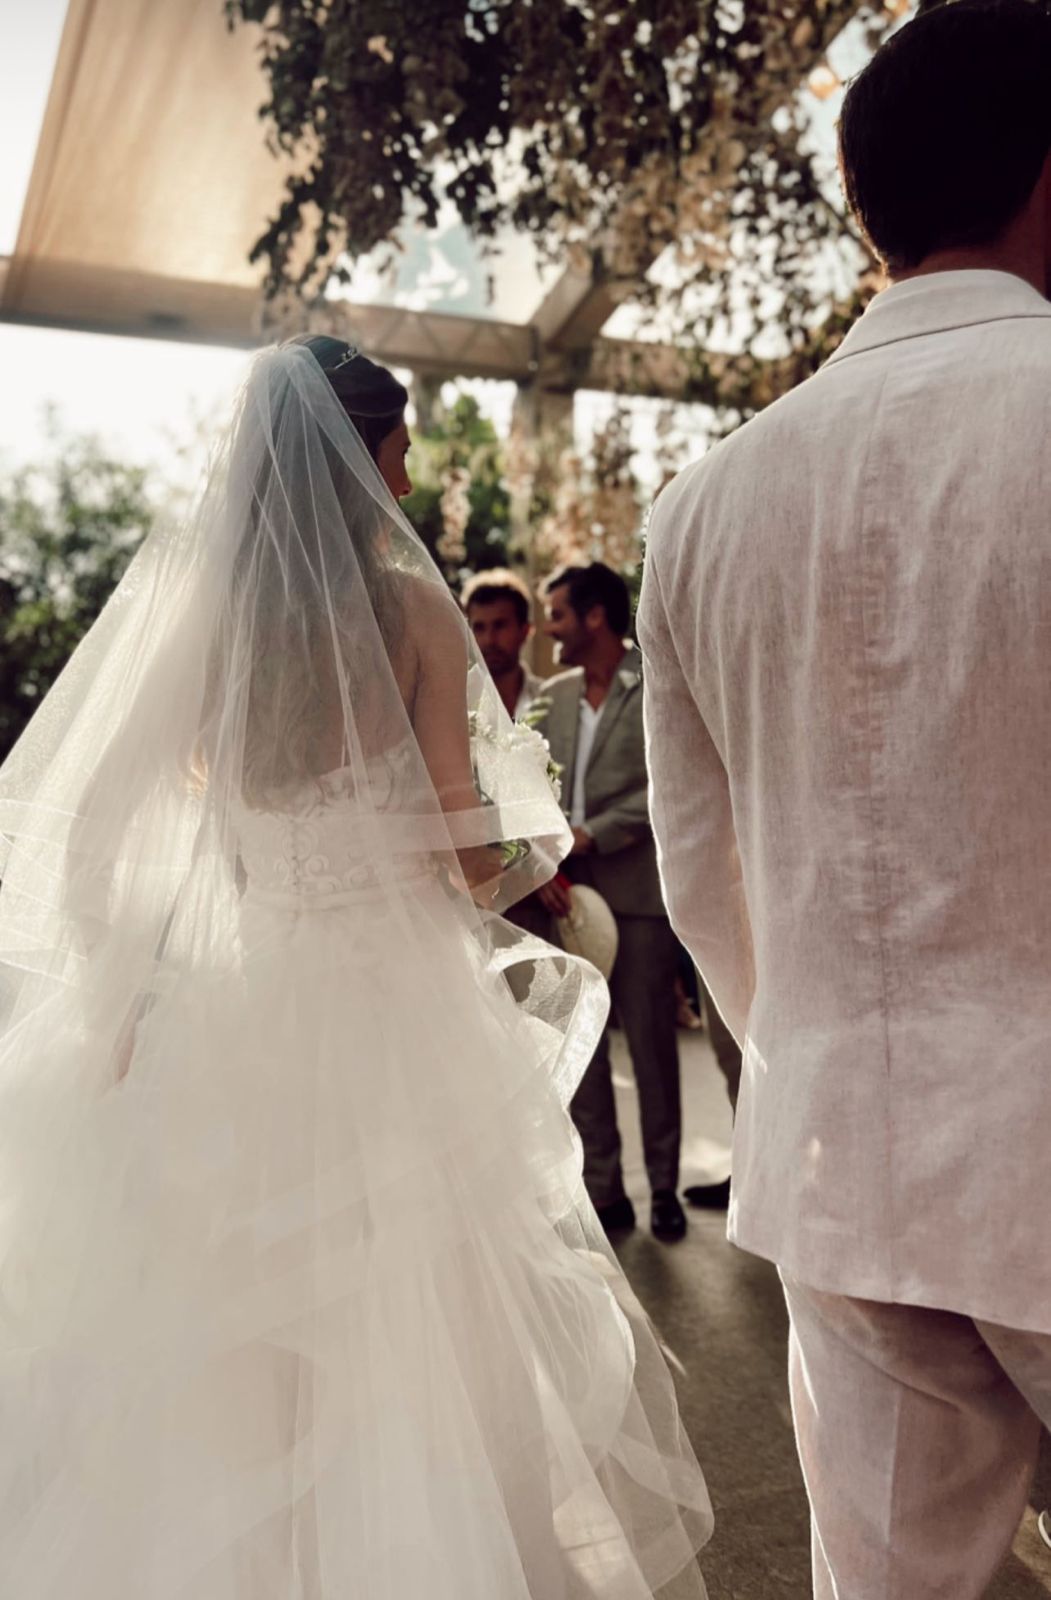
[570,913,682,1205]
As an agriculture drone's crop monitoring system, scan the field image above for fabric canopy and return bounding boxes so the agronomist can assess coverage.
[3,0,285,344]
[0,0,542,375]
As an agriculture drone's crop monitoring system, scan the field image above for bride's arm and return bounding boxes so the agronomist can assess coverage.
[411,586,477,815]
[409,584,501,898]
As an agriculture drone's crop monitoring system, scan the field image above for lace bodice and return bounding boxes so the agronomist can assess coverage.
[236,742,428,906]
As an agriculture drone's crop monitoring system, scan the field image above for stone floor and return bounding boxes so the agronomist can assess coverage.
[607,1027,1051,1599]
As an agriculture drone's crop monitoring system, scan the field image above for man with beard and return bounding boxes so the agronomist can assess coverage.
[462,569,543,720]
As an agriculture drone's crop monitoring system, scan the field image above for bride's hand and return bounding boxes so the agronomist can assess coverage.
[455,844,505,906]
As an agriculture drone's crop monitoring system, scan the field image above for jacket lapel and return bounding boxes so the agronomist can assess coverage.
[586,647,642,773]
[546,673,584,809]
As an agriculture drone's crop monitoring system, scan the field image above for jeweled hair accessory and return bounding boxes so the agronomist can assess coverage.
[328,344,361,372]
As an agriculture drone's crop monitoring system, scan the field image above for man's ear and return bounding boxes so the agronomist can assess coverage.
[586,605,606,634]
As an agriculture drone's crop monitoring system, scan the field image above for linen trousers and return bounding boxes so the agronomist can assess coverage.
[781,1274,1051,1599]
[570,912,682,1205]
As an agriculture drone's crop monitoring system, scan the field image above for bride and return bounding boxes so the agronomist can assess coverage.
[0,335,711,1598]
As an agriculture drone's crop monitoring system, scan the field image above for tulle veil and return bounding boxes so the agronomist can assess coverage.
[0,343,711,1598]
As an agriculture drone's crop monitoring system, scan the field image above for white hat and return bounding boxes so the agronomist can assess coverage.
[556,884,619,982]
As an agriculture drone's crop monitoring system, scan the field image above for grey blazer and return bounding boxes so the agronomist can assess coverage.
[536,645,666,918]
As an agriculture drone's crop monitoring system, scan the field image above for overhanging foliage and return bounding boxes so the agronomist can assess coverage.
[227,0,898,369]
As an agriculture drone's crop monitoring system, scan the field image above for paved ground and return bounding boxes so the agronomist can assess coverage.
[607,1027,1051,1600]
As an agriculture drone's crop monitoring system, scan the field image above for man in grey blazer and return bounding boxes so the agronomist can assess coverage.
[534,562,687,1243]
[640,5,1051,1594]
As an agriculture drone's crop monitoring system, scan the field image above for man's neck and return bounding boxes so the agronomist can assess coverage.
[894,163,1050,300]
[581,638,628,707]
[892,217,1047,299]
[494,663,525,719]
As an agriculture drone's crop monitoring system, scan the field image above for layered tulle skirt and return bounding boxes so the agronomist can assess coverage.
[0,870,711,1597]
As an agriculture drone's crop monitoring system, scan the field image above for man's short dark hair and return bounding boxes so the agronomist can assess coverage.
[460,568,532,627]
[838,0,1051,271]
[543,562,632,637]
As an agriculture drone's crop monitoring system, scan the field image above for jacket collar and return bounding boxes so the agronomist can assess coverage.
[826,270,1051,368]
[563,641,642,701]
[609,640,643,694]
[574,642,642,700]
[582,642,642,771]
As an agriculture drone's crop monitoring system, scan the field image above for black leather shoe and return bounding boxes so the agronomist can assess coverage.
[650,1189,687,1242]
[682,1178,731,1210]
[596,1196,636,1234]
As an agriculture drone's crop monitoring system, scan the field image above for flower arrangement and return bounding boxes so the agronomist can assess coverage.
[468,707,562,806]
[468,702,564,871]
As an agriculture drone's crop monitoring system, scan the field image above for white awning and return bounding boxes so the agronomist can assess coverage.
[2,0,293,344]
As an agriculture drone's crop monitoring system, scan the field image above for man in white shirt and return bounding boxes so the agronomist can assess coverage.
[462,568,543,720]
[639,4,1051,1594]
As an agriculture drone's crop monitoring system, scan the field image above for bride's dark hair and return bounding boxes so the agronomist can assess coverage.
[287,334,409,460]
[205,343,414,806]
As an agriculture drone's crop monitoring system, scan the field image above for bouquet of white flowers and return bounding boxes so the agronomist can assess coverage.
[468,709,562,805]
[468,702,563,869]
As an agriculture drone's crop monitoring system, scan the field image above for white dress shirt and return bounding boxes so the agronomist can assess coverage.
[639,271,1051,1334]
[570,699,602,827]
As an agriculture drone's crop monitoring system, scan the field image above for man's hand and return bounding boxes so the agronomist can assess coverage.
[537,875,573,918]
[570,826,596,856]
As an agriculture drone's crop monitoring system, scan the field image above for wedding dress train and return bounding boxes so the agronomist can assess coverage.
[0,343,711,1597]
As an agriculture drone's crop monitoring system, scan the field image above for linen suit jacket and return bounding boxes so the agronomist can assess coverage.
[638,271,1051,1333]
[537,645,666,918]
[515,664,546,720]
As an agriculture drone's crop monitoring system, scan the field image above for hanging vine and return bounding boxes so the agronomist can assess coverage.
[226,0,903,384]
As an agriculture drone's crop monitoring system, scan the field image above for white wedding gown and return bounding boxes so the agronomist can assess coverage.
[0,743,711,1598]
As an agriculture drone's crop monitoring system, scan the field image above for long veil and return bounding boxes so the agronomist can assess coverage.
[0,345,710,1598]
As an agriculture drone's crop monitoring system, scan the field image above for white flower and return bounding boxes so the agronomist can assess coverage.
[469,711,562,803]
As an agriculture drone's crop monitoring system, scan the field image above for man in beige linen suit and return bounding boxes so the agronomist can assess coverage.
[638,5,1051,1596]
[535,563,688,1244]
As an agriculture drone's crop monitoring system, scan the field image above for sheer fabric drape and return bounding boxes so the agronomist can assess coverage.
[0,346,710,1598]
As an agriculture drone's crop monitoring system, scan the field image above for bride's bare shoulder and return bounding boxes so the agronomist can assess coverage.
[394,571,468,651]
